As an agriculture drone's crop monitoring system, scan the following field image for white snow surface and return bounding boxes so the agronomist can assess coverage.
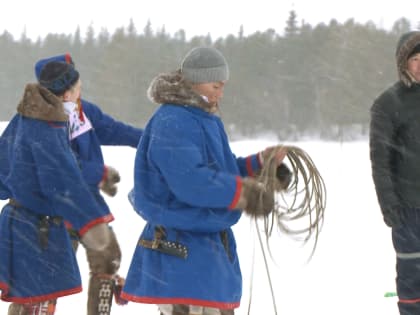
[0,122,398,314]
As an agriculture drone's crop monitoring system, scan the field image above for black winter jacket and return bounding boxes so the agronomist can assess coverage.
[370,82,420,227]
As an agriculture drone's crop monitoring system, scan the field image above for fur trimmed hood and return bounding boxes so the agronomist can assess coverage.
[147,70,214,113]
[17,83,68,122]
[396,31,420,87]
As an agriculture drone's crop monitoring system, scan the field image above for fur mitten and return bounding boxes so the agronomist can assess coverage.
[99,166,120,197]
[236,177,274,217]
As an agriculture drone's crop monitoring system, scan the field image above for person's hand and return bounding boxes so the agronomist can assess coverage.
[235,177,274,217]
[99,166,120,197]
[276,163,293,191]
[259,145,287,166]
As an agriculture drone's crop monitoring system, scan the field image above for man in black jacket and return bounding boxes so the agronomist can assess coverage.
[370,30,420,315]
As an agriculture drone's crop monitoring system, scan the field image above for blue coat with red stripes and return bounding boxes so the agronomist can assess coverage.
[121,102,261,309]
[0,84,113,303]
[34,54,143,214]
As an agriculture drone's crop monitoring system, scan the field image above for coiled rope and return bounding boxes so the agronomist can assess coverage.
[247,144,327,315]
[257,144,326,259]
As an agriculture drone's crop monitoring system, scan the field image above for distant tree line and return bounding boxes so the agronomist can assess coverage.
[1,12,419,140]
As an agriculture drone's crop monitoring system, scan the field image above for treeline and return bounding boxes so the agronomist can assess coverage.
[0,12,418,140]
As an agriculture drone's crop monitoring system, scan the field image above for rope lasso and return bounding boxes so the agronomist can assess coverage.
[246,144,326,315]
[256,144,327,260]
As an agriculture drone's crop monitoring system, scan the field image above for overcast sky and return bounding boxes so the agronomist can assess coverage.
[0,0,419,40]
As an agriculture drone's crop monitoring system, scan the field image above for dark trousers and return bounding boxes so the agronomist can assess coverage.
[392,210,420,315]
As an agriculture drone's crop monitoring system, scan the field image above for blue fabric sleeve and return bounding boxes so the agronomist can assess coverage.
[82,100,142,147]
[236,154,261,177]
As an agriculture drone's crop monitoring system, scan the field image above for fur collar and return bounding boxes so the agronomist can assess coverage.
[396,32,420,88]
[17,84,68,122]
[147,70,214,113]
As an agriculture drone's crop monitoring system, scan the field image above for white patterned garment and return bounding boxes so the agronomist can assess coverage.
[63,101,93,140]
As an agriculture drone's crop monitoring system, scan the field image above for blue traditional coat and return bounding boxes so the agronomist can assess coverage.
[34,54,143,227]
[121,72,262,309]
[35,54,142,189]
[0,84,113,303]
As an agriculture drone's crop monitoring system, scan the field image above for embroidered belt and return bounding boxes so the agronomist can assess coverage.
[138,226,188,259]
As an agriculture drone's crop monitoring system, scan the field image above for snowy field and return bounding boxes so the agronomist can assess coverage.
[0,121,399,314]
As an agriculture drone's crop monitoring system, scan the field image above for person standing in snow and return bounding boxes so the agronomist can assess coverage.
[32,54,143,315]
[0,61,114,315]
[121,46,290,315]
[370,30,420,315]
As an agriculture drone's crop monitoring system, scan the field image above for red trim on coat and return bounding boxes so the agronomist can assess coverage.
[400,297,420,304]
[0,281,9,297]
[120,292,240,310]
[46,122,66,129]
[0,285,82,303]
[101,165,108,183]
[228,176,242,210]
[245,156,254,177]
[257,152,263,168]
[78,214,114,237]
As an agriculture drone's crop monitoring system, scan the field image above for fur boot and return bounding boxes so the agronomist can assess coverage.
[86,227,124,315]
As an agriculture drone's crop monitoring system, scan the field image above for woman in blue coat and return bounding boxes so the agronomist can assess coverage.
[121,47,283,315]
[34,54,143,314]
[0,61,114,314]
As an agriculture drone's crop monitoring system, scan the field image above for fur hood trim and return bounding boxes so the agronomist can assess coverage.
[396,31,420,88]
[147,70,213,112]
[17,84,68,122]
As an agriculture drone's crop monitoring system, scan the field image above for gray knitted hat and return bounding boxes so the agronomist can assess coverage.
[181,47,229,84]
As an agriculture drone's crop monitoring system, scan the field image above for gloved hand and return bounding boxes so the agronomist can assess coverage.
[235,177,274,217]
[275,163,293,191]
[99,165,120,197]
[80,223,111,251]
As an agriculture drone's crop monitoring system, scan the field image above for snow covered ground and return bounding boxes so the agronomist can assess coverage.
[0,121,399,314]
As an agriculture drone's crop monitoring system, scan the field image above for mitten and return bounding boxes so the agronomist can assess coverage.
[236,177,274,217]
[275,163,293,191]
[99,165,120,197]
[80,223,111,251]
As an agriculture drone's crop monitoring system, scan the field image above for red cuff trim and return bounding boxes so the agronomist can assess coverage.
[120,293,240,310]
[78,213,114,237]
[0,284,82,303]
[400,297,420,304]
[245,156,254,177]
[228,176,242,210]
[257,152,263,167]
[101,165,108,183]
